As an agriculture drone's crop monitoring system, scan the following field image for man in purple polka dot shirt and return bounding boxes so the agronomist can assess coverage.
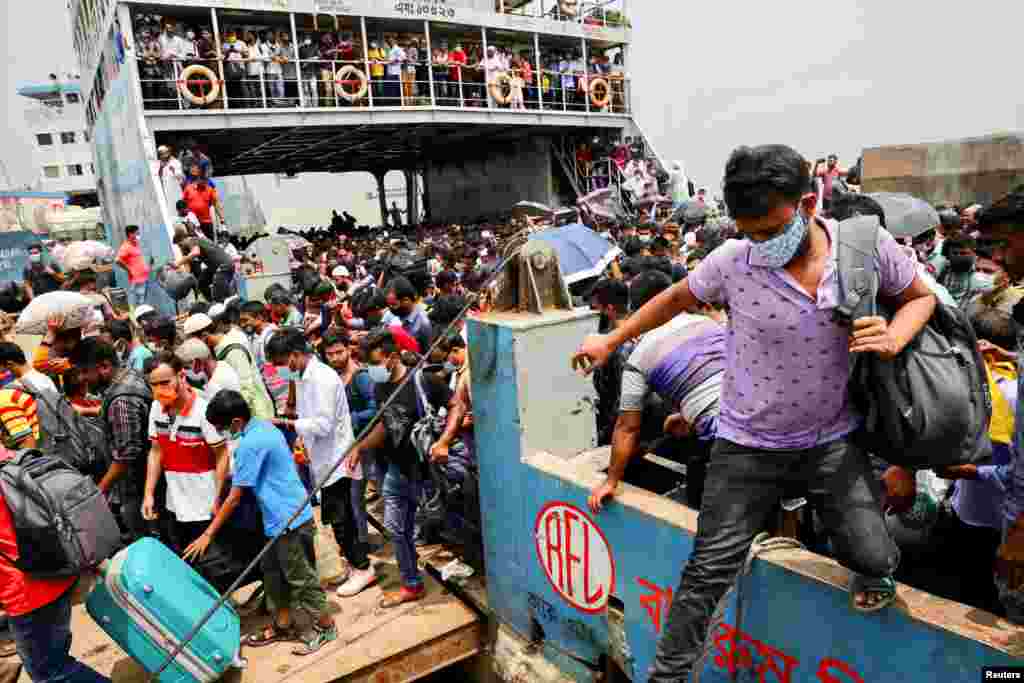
[574,144,937,682]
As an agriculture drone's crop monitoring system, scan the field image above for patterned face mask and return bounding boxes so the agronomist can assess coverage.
[752,212,807,268]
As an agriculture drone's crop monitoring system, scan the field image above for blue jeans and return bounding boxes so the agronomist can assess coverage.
[383,462,422,589]
[127,282,147,306]
[10,588,110,683]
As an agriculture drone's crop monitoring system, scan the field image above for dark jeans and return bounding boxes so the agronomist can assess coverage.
[649,436,898,682]
[321,477,369,571]
[383,462,422,589]
[10,588,110,683]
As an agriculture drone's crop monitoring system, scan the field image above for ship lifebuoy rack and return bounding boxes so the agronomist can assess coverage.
[177,65,221,106]
[589,77,611,109]
[334,65,368,102]
[488,71,512,106]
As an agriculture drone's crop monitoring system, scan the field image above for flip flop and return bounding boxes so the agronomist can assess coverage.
[243,622,295,647]
[849,574,897,613]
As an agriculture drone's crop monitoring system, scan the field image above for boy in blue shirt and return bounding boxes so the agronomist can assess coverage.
[185,390,336,655]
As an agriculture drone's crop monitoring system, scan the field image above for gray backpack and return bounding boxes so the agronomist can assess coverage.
[14,378,110,479]
[0,450,120,577]
[835,215,992,468]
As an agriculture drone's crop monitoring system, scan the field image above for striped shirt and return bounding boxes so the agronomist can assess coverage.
[148,389,225,523]
[620,314,726,440]
[0,388,39,447]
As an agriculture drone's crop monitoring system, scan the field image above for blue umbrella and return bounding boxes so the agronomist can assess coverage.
[530,223,621,285]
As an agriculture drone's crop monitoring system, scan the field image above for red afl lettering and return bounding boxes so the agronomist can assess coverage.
[535,502,615,613]
[817,658,864,683]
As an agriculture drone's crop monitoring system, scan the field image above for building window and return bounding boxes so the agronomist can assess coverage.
[66,93,80,104]
[36,133,53,147]
[67,164,84,177]
[83,129,90,143]
[42,165,61,179]
[61,132,76,145]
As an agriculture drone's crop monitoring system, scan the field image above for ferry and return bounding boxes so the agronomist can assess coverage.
[64,0,1024,680]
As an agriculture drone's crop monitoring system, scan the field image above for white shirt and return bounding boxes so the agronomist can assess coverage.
[251,323,278,370]
[158,33,187,61]
[19,370,59,395]
[294,356,357,487]
[205,360,242,400]
[248,41,271,76]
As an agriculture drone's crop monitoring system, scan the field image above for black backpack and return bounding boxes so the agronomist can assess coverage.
[835,215,992,468]
[15,378,111,479]
[0,450,121,577]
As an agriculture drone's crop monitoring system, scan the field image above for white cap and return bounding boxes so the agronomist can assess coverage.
[175,338,211,363]
[207,303,226,320]
[132,304,156,323]
[332,265,351,279]
[183,313,214,336]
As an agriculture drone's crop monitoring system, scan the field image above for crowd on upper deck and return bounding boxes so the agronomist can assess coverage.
[132,14,628,113]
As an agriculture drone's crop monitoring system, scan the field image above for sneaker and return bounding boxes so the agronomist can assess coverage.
[378,584,425,609]
[292,622,338,656]
[336,568,378,597]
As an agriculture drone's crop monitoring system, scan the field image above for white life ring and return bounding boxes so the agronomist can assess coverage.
[334,65,368,102]
[488,71,512,106]
[589,77,611,109]
[178,64,221,106]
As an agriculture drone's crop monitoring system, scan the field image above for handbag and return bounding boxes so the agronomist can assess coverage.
[835,215,992,468]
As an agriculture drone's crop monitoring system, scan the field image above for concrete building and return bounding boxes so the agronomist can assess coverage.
[17,75,99,207]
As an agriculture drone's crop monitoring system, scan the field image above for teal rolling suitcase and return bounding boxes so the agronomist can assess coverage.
[86,538,242,683]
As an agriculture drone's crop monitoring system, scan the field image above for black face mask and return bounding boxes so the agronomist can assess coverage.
[950,255,976,273]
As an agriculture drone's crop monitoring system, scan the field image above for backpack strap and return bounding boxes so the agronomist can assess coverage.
[216,343,253,365]
[835,215,881,323]
[412,370,431,420]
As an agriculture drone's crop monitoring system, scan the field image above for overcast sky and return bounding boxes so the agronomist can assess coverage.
[2,0,1022,213]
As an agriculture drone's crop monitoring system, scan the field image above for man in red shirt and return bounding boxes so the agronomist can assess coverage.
[0,452,110,683]
[181,170,225,240]
[447,43,467,106]
[115,225,151,307]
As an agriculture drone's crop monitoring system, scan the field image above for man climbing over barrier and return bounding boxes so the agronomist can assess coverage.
[574,144,936,681]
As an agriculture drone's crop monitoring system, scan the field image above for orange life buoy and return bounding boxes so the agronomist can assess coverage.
[178,64,221,106]
[589,77,611,109]
[488,72,512,105]
[334,65,368,102]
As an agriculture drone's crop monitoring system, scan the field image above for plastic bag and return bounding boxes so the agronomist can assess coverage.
[14,291,95,334]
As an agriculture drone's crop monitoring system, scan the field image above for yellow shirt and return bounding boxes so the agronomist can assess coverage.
[987,359,1017,445]
[368,48,386,78]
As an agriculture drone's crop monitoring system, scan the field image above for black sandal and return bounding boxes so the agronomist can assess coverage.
[243,622,296,647]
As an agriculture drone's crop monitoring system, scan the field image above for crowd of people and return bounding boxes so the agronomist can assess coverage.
[134,16,628,114]
[4,139,1024,683]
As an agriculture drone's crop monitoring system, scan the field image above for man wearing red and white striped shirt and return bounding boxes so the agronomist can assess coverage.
[141,352,228,555]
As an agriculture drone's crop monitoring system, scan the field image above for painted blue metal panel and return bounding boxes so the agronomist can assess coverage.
[515,459,1023,682]
[468,319,533,640]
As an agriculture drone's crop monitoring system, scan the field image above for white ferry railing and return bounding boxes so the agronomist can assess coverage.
[138,57,630,115]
